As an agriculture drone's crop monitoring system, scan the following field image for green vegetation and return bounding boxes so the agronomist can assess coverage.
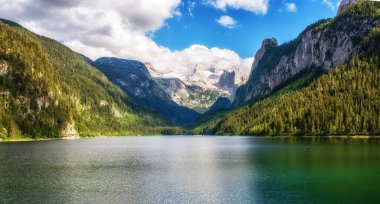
[0,20,179,139]
[194,28,380,136]
[338,1,380,19]
[0,21,70,138]
[311,1,380,32]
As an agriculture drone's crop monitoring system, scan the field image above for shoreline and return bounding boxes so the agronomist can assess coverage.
[0,136,81,143]
[1,134,380,143]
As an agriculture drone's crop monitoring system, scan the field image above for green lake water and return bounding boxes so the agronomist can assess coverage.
[0,136,379,203]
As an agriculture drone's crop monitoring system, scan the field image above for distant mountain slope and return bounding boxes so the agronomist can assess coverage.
[234,1,380,107]
[93,57,200,125]
[195,1,380,136]
[0,20,166,139]
[146,61,247,111]
[154,77,227,113]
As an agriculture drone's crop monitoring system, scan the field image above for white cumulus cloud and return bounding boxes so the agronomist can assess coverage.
[151,44,253,87]
[216,15,237,28]
[0,0,253,81]
[285,2,297,12]
[205,0,269,14]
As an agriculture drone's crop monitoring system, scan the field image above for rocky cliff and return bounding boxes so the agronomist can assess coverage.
[250,38,278,70]
[234,1,380,106]
[218,71,236,92]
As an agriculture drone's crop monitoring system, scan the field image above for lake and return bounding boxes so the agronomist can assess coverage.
[0,136,380,203]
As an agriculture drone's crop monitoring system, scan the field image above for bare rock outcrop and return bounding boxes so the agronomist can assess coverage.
[251,38,278,70]
[60,123,79,139]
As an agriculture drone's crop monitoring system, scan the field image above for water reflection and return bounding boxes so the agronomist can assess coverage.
[272,136,380,144]
[0,136,380,203]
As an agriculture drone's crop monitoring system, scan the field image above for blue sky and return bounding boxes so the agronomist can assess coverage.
[0,0,342,77]
[154,0,340,58]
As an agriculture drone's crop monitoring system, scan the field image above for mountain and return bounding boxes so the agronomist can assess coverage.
[97,57,242,114]
[195,1,380,136]
[0,20,168,139]
[155,76,232,113]
[184,63,247,95]
[93,57,200,124]
[233,0,380,107]
[147,61,248,111]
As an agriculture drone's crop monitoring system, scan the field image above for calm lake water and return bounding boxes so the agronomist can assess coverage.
[1,136,380,203]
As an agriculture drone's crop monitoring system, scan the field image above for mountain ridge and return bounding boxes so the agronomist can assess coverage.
[233,1,380,107]
[194,1,380,136]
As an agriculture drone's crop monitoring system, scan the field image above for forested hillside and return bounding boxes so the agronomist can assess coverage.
[0,20,170,139]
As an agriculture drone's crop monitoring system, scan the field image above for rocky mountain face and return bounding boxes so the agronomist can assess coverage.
[184,63,247,95]
[153,77,221,113]
[218,71,236,93]
[94,58,200,124]
[250,38,278,71]
[147,63,248,111]
[234,2,380,106]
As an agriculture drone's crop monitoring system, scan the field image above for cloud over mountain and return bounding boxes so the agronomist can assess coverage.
[0,0,253,79]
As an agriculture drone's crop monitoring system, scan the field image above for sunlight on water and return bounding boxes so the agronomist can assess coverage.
[0,136,380,203]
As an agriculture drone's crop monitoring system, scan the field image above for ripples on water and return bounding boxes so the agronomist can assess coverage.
[0,136,379,203]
